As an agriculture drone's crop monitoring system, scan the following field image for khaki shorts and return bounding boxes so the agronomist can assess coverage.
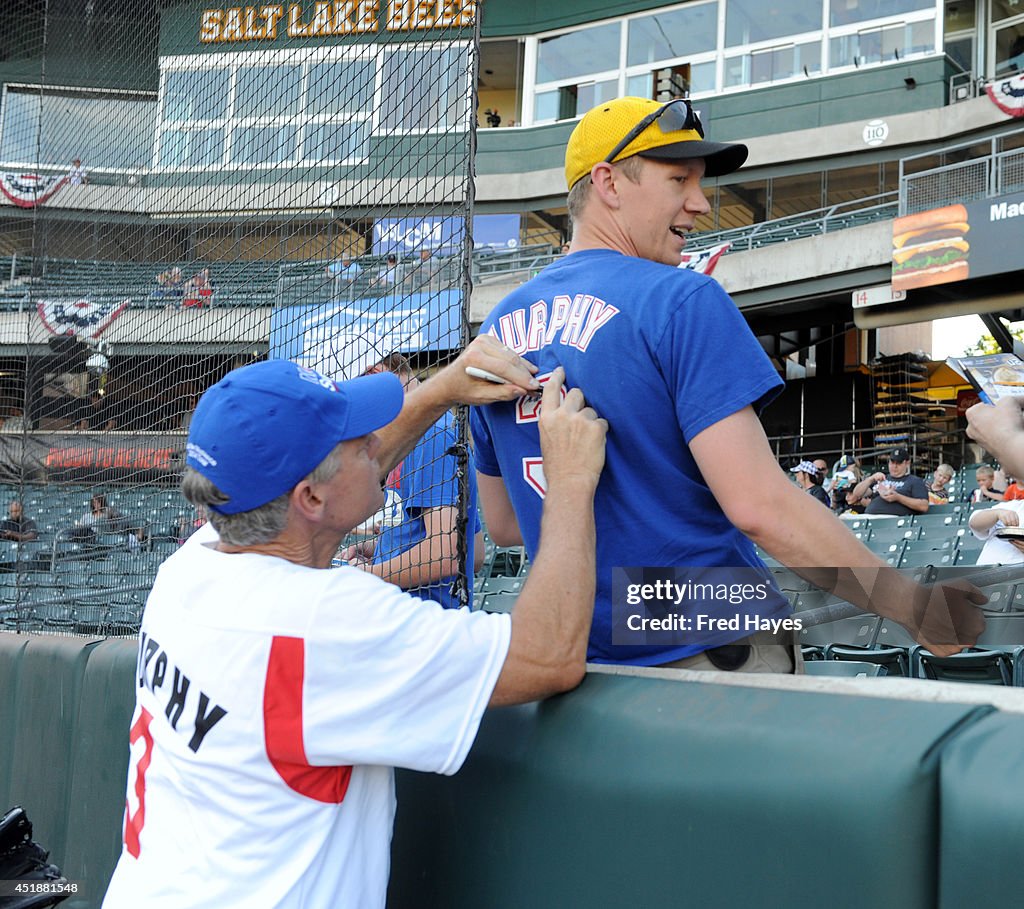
[657,629,804,675]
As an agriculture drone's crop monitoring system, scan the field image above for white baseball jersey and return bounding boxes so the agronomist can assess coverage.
[103,524,511,909]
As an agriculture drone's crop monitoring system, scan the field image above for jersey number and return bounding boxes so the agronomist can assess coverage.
[124,707,154,858]
[517,372,563,500]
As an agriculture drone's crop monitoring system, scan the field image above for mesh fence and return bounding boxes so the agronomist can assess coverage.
[0,0,483,633]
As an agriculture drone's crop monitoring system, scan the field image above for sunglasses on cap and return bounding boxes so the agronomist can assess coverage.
[603,98,705,166]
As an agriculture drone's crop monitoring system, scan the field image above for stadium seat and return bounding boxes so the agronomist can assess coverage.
[902,537,954,555]
[873,618,919,649]
[899,549,955,569]
[912,512,962,532]
[913,647,1013,686]
[979,583,1017,613]
[479,575,524,597]
[798,613,880,648]
[804,660,884,677]
[481,592,517,614]
[867,521,920,545]
[824,643,910,676]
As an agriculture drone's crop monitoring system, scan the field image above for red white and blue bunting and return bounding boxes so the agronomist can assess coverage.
[678,241,731,276]
[986,73,1024,117]
[0,172,69,208]
[37,298,130,339]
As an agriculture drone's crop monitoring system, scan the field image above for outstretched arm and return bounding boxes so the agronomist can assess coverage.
[690,407,986,655]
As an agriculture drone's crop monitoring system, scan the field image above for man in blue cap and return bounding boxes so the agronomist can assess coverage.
[103,336,608,909]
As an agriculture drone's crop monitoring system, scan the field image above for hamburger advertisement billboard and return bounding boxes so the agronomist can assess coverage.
[891,189,1024,292]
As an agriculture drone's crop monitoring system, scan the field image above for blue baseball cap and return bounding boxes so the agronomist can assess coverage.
[186,359,404,515]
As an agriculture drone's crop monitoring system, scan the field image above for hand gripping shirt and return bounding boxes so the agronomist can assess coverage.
[103,524,510,909]
[470,248,789,665]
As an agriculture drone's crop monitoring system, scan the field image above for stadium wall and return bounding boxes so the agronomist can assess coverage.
[4,632,1024,908]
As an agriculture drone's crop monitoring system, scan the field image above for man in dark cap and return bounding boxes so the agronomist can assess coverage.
[849,447,929,517]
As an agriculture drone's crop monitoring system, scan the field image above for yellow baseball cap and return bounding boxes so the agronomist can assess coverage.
[564,96,748,190]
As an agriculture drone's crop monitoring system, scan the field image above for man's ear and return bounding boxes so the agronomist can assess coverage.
[589,162,622,209]
[290,480,324,522]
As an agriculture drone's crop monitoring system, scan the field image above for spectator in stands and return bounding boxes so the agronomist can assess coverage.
[968,502,1024,565]
[966,396,1024,479]
[72,493,128,538]
[78,391,115,431]
[372,253,400,289]
[183,268,213,308]
[1002,475,1024,500]
[969,465,1005,504]
[405,248,448,292]
[170,506,207,545]
[339,349,485,608]
[846,448,929,517]
[325,254,362,281]
[472,96,984,669]
[927,463,956,504]
[0,500,37,542]
[68,158,88,186]
[0,407,27,433]
[154,267,184,299]
[790,460,830,507]
[485,108,501,128]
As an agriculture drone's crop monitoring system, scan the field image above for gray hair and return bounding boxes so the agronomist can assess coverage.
[181,443,347,546]
[567,156,644,225]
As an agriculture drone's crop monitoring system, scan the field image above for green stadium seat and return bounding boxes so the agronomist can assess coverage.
[481,592,517,614]
[804,660,884,677]
[798,613,880,648]
[913,646,1013,685]
[899,549,955,569]
[824,643,910,676]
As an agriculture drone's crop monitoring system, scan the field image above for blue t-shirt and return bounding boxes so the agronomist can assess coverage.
[470,248,790,665]
[374,412,480,609]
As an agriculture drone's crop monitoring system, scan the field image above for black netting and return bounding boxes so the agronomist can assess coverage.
[0,0,480,633]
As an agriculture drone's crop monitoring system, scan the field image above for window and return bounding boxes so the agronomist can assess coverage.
[830,0,934,28]
[380,46,470,131]
[155,42,469,169]
[233,125,299,164]
[162,69,229,122]
[726,41,822,87]
[235,65,303,119]
[994,19,1024,76]
[627,2,718,66]
[726,0,822,47]
[537,22,620,83]
[159,128,225,167]
[303,121,370,162]
[0,87,157,168]
[829,20,934,68]
[308,60,375,116]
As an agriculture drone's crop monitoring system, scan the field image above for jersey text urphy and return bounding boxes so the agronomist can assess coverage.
[137,632,228,752]
[487,294,619,353]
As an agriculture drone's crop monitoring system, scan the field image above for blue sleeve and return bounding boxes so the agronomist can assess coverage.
[402,423,459,511]
[655,275,783,444]
[469,405,501,476]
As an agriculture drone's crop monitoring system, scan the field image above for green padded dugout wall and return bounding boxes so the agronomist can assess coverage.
[389,673,994,909]
[62,638,139,909]
[939,713,1024,908]
[3,635,104,866]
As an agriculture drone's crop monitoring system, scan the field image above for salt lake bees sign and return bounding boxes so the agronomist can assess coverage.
[200,1,475,42]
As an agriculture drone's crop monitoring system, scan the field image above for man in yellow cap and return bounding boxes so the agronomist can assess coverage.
[470,96,985,671]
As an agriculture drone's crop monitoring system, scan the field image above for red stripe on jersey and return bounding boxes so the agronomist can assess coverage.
[264,635,351,803]
[124,707,154,858]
